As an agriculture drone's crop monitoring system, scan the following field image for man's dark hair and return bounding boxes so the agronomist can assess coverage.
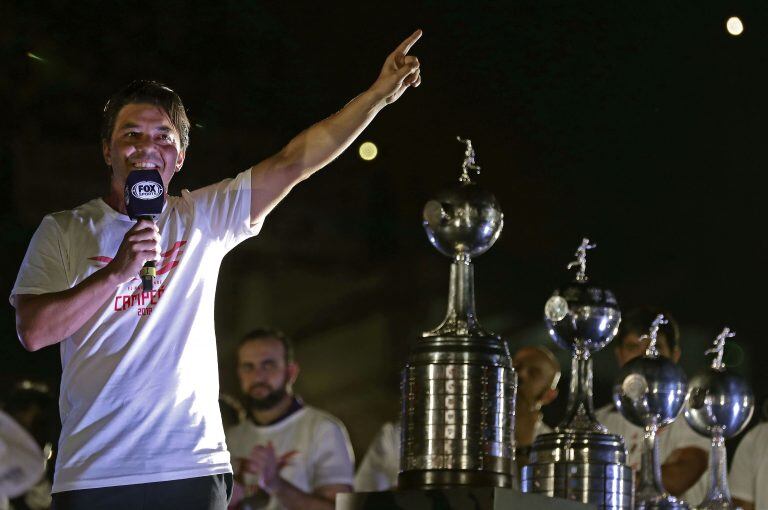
[616,306,680,352]
[101,79,190,150]
[238,327,295,364]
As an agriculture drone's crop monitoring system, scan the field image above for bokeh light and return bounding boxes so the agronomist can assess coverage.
[358,141,378,161]
[726,16,744,36]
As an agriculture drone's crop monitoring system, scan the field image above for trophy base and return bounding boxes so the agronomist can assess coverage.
[521,431,633,510]
[398,469,513,490]
[637,494,690,510]
[694,498,741,510]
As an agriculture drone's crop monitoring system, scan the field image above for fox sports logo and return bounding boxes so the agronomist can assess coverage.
[131,181,164,200]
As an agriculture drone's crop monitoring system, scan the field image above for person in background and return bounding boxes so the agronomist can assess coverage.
[227,328,354,510]
[729,420,768,510]
[512,345,560,473]
[1,381,56,510]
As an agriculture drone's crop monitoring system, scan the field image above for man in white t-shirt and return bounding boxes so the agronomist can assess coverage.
[596,307,710,505]
[353,345,561,492]
[10,31,422,510]
[730,421,768,510]
[226,328,353,510]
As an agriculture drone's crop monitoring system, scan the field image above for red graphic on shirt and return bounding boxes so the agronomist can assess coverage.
[89,240,187,316]
[157,240,186,275]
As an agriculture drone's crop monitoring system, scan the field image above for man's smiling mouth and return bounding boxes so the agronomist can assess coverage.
[130,161,161,170]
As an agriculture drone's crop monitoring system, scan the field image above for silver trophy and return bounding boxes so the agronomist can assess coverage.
[399,137,517,489]
[684,328,754,510]
[522,239,634,509]
[614,314,689,510]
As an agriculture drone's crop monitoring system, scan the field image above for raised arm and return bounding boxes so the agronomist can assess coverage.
[247,30,422,225]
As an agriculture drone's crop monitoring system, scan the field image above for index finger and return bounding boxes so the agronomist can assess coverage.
[132,219,156,230]
[394,29,423,56]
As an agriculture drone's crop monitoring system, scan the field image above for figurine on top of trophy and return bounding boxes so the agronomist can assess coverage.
[522,239,634,510]
[614,314,690,510]
[684,328,754,510]
[399,137,516,490]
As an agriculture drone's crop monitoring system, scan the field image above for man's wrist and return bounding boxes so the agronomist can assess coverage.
[362,87,388,113]
[98,264,125,287]
[263,474,284,496]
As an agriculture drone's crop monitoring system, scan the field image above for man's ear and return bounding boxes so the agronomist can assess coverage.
[287,362,300,385]
[175,150,186,172]
[102,140,112,167]
[672,347,682,364]
[541,387,559,406]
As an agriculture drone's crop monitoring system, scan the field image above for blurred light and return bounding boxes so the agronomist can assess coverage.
[358,141,378,161]
[726,16,744,36]
[26,52,46,62]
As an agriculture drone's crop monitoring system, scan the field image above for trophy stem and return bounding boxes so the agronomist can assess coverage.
[424,253,487,337]
[558,348,606,432]
[638,423,665,498]
[635,421,689,509]
[698,429,734,509]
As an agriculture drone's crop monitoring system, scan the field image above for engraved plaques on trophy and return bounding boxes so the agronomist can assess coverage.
[522,240,634,510]
[398,137,517,490]
[684,328,754,510]
[614,314,690,510]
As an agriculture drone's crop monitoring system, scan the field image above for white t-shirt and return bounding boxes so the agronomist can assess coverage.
[354,421,400,492]
[596,403,711,505]
[226,406,354,510]
[11,170,260,493]
[354,419,553,492]
[729,422,768,509]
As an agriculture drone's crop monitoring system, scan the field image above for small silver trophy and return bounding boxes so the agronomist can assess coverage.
[399,137,516,489]
[684,328,754,510]
[614,314,690,510]
[522,240,633,509]
[544,238,621,432]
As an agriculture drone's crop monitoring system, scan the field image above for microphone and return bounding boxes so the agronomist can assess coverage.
[124,170,165,292]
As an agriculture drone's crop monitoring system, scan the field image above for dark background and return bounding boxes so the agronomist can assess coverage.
[2,1,766,457]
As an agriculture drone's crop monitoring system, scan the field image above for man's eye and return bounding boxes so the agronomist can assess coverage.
[126,131,140,137]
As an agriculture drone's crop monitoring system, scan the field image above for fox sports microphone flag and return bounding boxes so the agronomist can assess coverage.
[124,170,164,291]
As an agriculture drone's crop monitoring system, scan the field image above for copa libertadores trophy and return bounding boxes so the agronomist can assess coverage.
[398,137,517,489]
[614,314,689,510]
[522,239,634,510]
[684,328,754,510]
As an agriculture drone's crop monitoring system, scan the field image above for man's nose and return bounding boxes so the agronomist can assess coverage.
[131,135,159,152]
